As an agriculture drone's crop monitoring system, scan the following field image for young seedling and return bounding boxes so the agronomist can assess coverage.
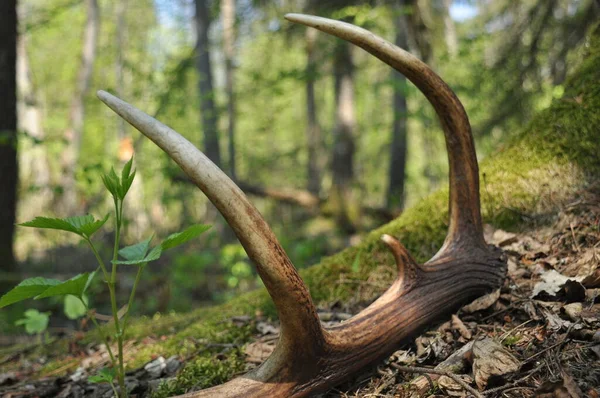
[0,157,211,397]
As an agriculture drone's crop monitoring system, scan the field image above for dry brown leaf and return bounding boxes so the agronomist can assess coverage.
[451,315,472,340]
[245,341,275,364]
[462,289,500,313]
[472,338,520,390]
[438,374,473,396]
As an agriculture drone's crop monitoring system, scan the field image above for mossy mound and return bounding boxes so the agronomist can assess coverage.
[13,23,600,397]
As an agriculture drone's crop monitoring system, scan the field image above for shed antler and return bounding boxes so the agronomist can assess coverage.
[97,14,506,398]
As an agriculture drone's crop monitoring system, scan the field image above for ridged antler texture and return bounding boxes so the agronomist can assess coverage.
[97,13,506,398]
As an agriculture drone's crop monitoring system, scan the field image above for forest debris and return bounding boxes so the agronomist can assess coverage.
[144,356,167,379]
[438,374,475,396]
[531,270,586,302]
[451,315,472,340]
[0,372,17,386]
[245,341,275,364]
[542,308,573,331]
[256,321,279,335]
[535,367,584,397]
[472,338,520,390]
[462,289,500,313]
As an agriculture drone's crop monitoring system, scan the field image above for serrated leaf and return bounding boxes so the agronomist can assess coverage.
[114,244,161,265]
[88,367,115,383]
[161,224,211,251]
[64,215,95,230]
[35,273,92,300]
[19,217,82,235]
[0,277,61,308]
[102,168,120,198]
[64,295,88,320]
[121,169,136,199]
[118,236,153,261]
[79,213,109,237]
[121,157,134,182]
[15,309,50,335]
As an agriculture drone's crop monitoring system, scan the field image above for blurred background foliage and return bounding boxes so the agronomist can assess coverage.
[1,0,597,336]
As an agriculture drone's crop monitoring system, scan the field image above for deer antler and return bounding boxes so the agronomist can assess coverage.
[97,14,506,398]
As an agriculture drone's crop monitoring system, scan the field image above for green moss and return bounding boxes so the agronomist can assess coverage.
[22,23,600,394]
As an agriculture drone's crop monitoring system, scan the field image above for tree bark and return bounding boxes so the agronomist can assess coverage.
[17,34,52,217]
[387,4,410,211]
[329,40,359,233]
[305,26,322,195]
[0,0,18,272]
[221,0,236,179]
[59,0,99,213]
[442,0,458,58]
[194,0,221,167]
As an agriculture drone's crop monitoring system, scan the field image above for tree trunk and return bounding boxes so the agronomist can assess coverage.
[387,5,410,211]
[194,0,221,167]
[59,0,99,214]
[221,0,236,179]
[305,26,322,196]
[17,34,52,217]
[442,0,458,58]
[0,0,18,272]
[329,40,359,233]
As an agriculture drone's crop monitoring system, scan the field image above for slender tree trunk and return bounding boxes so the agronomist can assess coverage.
[221,0,236,179]
[194,0,221,167]
[329,40,359,233]
[441,0,458,58]
[305,27,322,195]
[17,35,52,217]
[59,0,99,213]
[387,6,410,211]
[113,0,150,240]
[0,0,18,272]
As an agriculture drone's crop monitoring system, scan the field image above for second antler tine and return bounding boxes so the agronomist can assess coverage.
[96,90,325,355]
[284,14,486,255]
[381,234,419,289]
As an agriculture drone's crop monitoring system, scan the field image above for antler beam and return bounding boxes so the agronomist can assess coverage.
[97,13,506,398]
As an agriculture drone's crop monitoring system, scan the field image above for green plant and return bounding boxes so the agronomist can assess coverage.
[0,158,211,397]
[15,309,50,336]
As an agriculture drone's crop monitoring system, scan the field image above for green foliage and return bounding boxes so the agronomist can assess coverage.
[35,272,94,300]
[19,214,109,239]
[0,277,61,308]
[15,309,51,335]
[63,294,87,320]
[88,367,116,384]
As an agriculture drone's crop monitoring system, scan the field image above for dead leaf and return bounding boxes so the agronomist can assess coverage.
[438,374,474,396]
[541,308,573,331]
[245,341,275,364]
[462,289,501,313]
[562,303,583,321]
[451,315,472,340]
[472,338,520,390]
[531,270,586,302]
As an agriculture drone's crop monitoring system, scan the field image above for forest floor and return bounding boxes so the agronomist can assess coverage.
[1,183,599,397]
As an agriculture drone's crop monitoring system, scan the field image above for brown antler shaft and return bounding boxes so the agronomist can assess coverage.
[97,13,506,398]
[284,14,484,254]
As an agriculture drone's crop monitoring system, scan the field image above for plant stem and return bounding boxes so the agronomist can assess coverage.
[121,265,144,332]
[109,381,119,398]
[82,299,116,364]
[87,240,110,284]
[109,198,127,398]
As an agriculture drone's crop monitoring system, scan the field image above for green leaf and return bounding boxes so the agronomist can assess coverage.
[19,217,81,235]
[15,309,50,335]
[118,236,153,262]
[18,215,109,239]
[79,213,109,237]
[114,244,161,265]
[0,277,61,308]
[64,295,88,320]
[102,168,120,199]
[88,367,115,384]
[121,169,136,199]
[35,273,93,300]
[121,156,134,182]
[161,224,211,251]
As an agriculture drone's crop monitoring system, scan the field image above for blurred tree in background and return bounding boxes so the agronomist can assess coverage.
[1,0,598,331]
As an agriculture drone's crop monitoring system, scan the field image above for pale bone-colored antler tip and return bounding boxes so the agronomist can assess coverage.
[96,89,324,355]
[381,234,419,288]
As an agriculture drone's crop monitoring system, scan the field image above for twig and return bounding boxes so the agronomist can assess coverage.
[390,363,483,398]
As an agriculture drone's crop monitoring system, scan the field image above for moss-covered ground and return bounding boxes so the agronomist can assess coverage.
[3,23,600,398]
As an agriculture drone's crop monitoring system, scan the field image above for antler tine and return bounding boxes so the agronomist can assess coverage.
[96,91,325,356]
[284,14,486,255]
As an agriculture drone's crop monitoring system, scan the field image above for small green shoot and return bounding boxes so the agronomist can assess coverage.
[0,156,211,398]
